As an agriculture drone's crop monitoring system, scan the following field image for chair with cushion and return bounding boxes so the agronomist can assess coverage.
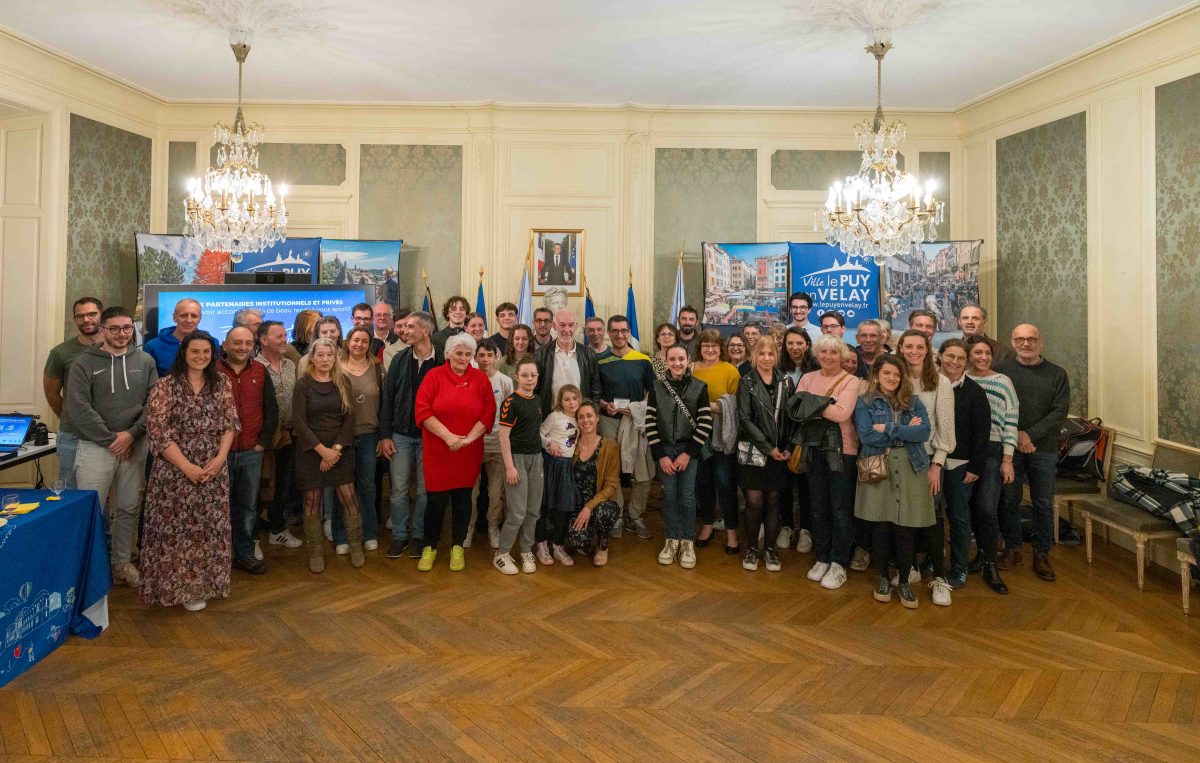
[1178,538,1196,616]
[1072,443,1200,591]
[1050,426,1115,543]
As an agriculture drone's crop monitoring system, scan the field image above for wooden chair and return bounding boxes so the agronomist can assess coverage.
[1177,538,1196,616]
[1071,443,1200,591]
[1051,424,1116,543]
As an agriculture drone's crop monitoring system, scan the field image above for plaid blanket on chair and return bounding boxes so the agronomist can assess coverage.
[1109,465,1200,538]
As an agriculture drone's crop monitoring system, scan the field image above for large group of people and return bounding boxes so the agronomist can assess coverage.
[44,287,1068,612]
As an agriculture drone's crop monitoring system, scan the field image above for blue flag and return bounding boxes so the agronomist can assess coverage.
[669,255,686,326]
[625,283,640,351]
[584,285,596,321]
[475,280,488,330]
[517,267,533,326]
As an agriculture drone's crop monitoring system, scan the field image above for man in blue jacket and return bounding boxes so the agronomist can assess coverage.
[144,298,202,377]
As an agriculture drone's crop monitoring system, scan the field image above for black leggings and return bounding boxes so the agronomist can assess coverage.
[916,501,946,577]
[744,489,781,553]
[536,510,569,546]
[873,522,916,580]
[303,484,358,518]
[423,488,472,550]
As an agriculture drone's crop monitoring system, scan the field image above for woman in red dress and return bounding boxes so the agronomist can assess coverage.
[414,333,496,572]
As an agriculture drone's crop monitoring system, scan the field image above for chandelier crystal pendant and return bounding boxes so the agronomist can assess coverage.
[184,32,287,260]
[820,31,943,264]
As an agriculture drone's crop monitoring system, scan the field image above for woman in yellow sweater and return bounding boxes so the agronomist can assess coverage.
[691,329,742,554]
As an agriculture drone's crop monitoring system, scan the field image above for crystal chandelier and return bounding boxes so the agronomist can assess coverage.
[820,30,943,264]
[184,32,287,260]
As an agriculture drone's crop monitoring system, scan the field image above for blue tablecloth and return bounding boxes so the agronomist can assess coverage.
[0,489,111,688]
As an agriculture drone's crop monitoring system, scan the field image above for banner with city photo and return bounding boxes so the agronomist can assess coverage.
[228,237,322,283]
[702,242,789,329]
[319,239,404,308]
[788,242,881,330]
[882,240,982,346]
[134,233,231,327]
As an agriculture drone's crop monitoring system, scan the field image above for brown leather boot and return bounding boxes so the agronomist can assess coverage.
[998,546,1023,571]
[344,513,366,569]
[1033,552,1056,581]
[303,515,325,574]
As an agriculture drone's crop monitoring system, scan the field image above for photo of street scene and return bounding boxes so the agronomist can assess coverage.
[702,242,789,328]
[883,240,982,346]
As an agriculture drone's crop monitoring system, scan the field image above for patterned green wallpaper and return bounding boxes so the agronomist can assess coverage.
[1156,73,1200,446]
[654,148,757,325]
[209,142,346,186]
[359,144,462,310]
[995,112,1088,415]
[166,141,195,235]
[66,114,151,321]
[919,151,951,236]
[771,149,904,191]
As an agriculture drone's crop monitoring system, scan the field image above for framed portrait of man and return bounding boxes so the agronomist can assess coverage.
[531,228,584,296]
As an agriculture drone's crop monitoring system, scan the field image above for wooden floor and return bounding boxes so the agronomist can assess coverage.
[4,513,1200,762]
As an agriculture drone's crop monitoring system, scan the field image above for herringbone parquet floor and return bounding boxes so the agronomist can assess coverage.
[4,512,1200,762]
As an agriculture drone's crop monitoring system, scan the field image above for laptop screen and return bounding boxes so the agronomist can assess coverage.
[0,415,32,449]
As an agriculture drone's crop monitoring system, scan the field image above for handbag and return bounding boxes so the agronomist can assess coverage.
[786,372,850,475]
[737,378,785,468]
[857,408,898,484]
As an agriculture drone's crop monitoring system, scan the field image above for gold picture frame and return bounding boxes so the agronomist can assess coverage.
[530,228,584,296]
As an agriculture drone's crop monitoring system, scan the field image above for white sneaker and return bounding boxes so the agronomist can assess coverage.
[807,561,831,582]
[364,539,379,552]
[796,529,813,553]
[462,532,473,549]
[850,548,870,571]
[658,539,679,565]
[890,568,923,586]
[322,519,333,542]
[520,552,537,573]
[269,530,303,548]
[552,544,575,566]
[820,562,847,590]
[488,524,501,548]
[679,540,696,569]
[494,553,519,575]
[930,577,953,606]
[253,540,264,561]
[335,543,350,555]
[776,527,794,549]
[182,600,207,612]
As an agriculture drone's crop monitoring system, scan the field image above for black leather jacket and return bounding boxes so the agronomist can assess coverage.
[736,370,795,457]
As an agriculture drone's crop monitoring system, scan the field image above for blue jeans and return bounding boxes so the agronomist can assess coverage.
[388,433,426,542]
[943,462,976,575]
[227,449,264,561]
[999,449,1056,555]
[807,453,857,567]
[657,443,698,541]
[334,434,379,543]
[57,431,79,490]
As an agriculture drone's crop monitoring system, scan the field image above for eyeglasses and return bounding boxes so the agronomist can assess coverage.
[74,311,100,320]
[105,325,135,334]
[1013,337,1041,345]
[534,318,552,325]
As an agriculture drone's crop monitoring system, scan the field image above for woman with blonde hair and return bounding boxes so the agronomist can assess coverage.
[293,337,366,572]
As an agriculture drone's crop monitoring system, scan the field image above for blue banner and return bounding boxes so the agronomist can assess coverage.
[230,238,322,283]
[788,243,881,329]
[148,284,374,341]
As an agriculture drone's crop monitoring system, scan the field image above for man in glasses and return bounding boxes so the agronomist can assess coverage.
[43,296,103,489]
[531,307,554,350]
[65,306,159,588]
[995,323,1070,583]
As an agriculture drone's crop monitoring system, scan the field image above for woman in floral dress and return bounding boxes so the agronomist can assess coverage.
[139,332,239,612]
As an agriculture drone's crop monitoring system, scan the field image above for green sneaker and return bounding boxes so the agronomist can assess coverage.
[417,546,436,572]
[449,545,465,572]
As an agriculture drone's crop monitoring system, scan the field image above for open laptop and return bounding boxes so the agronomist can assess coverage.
[0,414,33,460]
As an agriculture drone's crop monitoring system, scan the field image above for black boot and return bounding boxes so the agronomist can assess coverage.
[982,562,1008,595]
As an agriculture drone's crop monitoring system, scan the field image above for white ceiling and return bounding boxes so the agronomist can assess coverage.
[0,0,1194,109]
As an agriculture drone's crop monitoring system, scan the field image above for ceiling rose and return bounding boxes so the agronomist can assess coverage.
[154,0,335,40]
[789,0,957,38]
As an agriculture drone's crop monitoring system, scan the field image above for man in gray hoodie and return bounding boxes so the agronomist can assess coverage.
[65,306,159,587]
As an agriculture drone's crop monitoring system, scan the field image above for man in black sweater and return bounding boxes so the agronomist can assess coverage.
[994,323,1070,582]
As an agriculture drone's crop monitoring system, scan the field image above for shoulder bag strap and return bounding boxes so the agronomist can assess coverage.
[660,378,697,429]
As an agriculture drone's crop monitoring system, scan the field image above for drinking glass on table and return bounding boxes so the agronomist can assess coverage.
[1,493,18,513]
[51,479,64,497]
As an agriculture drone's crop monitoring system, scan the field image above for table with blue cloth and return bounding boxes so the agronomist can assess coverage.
[0,489,111,688]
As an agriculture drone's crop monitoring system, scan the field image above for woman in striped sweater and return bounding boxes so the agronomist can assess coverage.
[966,335,1019,593]
[646,344,713,569]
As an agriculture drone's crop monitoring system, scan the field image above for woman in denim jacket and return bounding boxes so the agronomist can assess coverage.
[853,355,933,609]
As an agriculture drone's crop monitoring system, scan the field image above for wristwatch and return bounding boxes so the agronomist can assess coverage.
[332,444,343,454]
